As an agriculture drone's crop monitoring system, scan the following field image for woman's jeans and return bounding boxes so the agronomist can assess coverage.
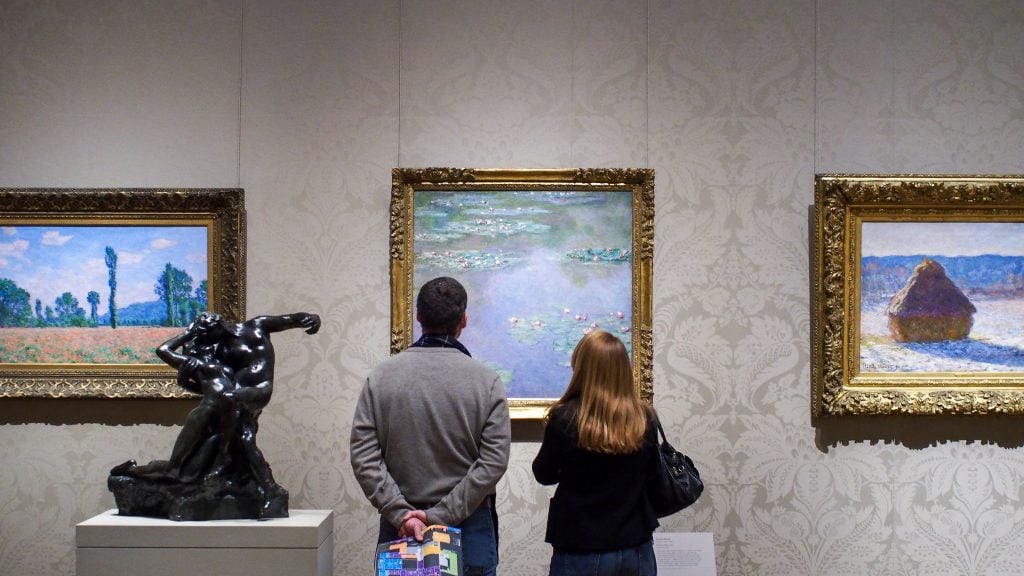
[377,504,499,576]
[549,539,657,576]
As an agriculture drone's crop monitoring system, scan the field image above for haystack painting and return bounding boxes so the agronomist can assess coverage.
[860,221,1024,373]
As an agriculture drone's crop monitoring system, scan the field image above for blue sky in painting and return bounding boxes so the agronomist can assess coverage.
[0,225,207,315]
[862,222,1024,257]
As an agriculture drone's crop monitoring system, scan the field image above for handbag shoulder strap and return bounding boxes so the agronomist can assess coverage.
[652,409,669,444]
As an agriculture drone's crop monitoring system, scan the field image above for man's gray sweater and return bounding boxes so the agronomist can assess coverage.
[350,347,511,528]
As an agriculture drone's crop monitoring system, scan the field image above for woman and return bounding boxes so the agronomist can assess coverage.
[532,329,660,576]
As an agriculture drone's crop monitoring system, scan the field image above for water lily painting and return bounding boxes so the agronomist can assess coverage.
[391,168,654,419]
[0,188,245,398]
[813,175,1024,417]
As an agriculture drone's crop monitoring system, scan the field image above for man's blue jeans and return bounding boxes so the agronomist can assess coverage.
[548,539,657,576]
[377,505,499,576]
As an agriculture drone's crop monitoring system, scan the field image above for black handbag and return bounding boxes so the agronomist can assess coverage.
[648,417,704,518]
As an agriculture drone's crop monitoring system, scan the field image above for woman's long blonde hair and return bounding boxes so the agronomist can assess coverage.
[551,329,649,454]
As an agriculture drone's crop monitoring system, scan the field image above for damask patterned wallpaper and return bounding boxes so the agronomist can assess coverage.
[2,1,1024,575]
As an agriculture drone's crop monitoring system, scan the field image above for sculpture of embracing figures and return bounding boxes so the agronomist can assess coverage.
[108,311,320,521]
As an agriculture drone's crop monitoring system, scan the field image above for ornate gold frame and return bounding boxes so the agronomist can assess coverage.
[0,188,245,398]
[813,175,1024,416]
[391,168,654,419]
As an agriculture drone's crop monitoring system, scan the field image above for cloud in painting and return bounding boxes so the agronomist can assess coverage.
[0,238,29,264]
[42,231,73,246]
[117,251,145,266]
[150,238,177,250]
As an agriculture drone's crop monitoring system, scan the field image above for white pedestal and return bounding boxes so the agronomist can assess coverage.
[76,509,333,576]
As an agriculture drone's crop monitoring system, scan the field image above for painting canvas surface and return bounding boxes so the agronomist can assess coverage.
[413,190,633,399]
[0,225,209,365]
[859,221,1024,373]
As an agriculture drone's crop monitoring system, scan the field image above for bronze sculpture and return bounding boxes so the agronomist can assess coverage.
[108,311,320,521]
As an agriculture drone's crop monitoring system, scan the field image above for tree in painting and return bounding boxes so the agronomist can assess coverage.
[0,278,33,327]
[155,263,195,327]
[87,291,100,324]
[105,245,118,329]
[54,292,86,326]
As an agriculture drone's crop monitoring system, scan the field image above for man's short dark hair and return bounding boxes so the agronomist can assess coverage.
[416,276,467,334]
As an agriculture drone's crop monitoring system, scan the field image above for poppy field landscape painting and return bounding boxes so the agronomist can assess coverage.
[391,169,654,419]
[0,225,208,364]
[0,188,244,398]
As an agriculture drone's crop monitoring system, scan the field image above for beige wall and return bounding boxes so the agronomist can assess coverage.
[2,1,1024,574]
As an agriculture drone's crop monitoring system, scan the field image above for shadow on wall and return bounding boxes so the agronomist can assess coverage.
[0,398,553,441]
[0,398,195,426]
[815,416,1024,450]
[512,420,545,442]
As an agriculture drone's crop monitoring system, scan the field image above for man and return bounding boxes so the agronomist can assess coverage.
[351,276,511,576]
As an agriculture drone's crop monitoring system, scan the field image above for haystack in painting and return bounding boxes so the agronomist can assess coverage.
[886,258,976,342]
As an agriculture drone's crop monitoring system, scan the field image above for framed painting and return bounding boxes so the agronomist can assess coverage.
[813,174,1024,416]
[0,188,245,398]
[391,168,654,419]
